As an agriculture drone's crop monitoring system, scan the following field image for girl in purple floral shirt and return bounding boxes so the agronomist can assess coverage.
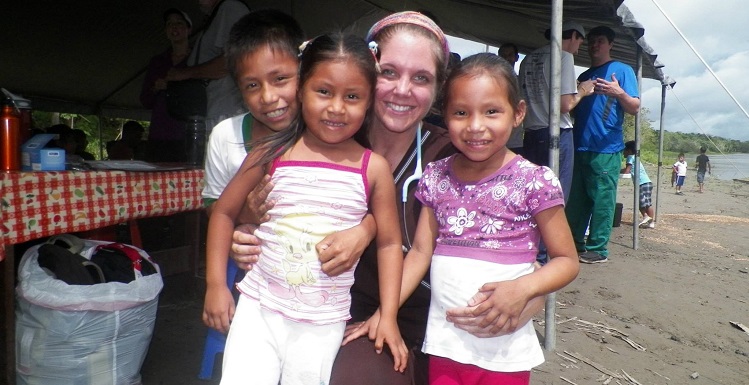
[365,53,580,385]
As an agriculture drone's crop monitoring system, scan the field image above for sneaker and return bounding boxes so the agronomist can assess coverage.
[578,251,608,264]
[638,216,652,227]
[676,191,684,195]
[647,222,655,229]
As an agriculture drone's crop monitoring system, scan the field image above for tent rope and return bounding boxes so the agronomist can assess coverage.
[651,0,749,123]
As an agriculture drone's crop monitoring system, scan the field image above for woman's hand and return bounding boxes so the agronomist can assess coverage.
[230,223,261,270]
[237,174,275,225]
[446,279,543,337]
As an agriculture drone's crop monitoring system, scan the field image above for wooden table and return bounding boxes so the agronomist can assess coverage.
[0,169,204,384]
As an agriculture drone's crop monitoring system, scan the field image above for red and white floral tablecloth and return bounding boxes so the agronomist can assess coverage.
[0,169,204,261]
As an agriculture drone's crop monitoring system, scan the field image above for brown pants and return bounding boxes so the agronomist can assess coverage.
[329,337,428,385]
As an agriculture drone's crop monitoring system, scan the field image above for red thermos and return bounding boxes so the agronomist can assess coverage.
[1,99,21,171]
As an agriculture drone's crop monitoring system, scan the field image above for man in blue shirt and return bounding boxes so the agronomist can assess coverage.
[567,26,641,264]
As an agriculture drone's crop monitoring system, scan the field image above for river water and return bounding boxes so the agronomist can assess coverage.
[701,153,749,181]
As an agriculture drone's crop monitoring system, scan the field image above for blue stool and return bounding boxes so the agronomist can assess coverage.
[198,260,240,380]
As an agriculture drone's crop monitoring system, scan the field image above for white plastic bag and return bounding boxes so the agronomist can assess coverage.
[15,240,163,385]
[17,240,163,311]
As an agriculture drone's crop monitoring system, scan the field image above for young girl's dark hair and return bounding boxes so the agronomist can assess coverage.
[225,9,305,80]
[443,52,523,113]
[249,32,378,168]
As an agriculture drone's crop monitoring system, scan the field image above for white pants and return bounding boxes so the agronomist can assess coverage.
[220,295,345,385]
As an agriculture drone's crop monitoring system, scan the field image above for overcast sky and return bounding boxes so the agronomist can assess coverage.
[447,0,749,142]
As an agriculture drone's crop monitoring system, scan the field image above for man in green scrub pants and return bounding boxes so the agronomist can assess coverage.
[566,26,640,264]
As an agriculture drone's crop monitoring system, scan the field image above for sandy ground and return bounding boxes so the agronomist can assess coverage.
[532,169,749,385]
[139,168,749,385]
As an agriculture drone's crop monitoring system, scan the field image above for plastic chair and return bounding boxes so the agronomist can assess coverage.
[198,260,240,380]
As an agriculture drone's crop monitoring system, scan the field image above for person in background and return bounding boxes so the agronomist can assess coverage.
[167,0,250,133]
[56,129,85,164]
[673,152,687,195]
[498,42,519,69]
[107,121,146,160]
[208,32,408,384]
[621,141,655,229]
[230,11,545,385]
[566,26,640,264]
[71,129,95,160]
[353,52,578,385]
[499,42,525,158]
[519,21,593,201]
[140,8,192,162]
[695,146,711,193]
[45,123,73,149]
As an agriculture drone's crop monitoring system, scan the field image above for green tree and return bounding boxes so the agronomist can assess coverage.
[31,111,149,159]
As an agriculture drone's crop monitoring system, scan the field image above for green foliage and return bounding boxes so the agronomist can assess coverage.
[31,111,149,160]
[621,107,749,165]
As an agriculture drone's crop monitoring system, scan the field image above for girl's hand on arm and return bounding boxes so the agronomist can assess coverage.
[374,318,408,372]
[317,214,375,277]
[341,310,381,345]
[202,286,235,333]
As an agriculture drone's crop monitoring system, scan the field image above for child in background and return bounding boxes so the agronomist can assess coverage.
[621,141,655,229]
[202,9,304,335]
[206,33,408,385]
[355,53,579,385]
[695,146,711,193]
[673,152,688,195]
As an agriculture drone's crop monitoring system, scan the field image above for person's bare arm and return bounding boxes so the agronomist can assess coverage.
[561,79,595,113]
[367,155,408,372]
[237,175,275,225]
[342,207,436,344]
[203,154,264,333]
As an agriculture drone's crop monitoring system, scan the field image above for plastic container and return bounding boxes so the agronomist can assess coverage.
[2,88,32,143]
[613,202,623,227]
[1,98,22,171]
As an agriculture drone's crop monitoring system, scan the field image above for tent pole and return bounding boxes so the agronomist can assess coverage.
[543,0,563,352]
[654,83,667,224]
[632,46,643,249]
